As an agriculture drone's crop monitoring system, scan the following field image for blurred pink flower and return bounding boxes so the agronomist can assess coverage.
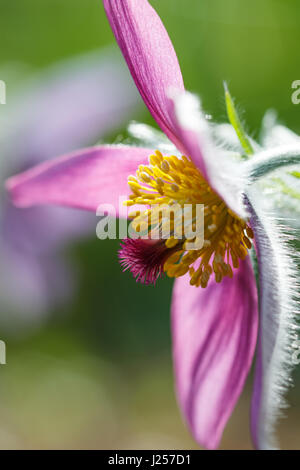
[1,48,140,328]
[5,0,299,451]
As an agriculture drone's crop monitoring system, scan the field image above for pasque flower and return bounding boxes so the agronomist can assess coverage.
[5,0,300,449]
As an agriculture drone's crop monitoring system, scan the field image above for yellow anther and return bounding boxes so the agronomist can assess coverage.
[124,200,136,206]
[172,174,181,185]
[155,150,163,161]
[225,226,234,236]
[128,175,138,182]
[190,269,201,286]
[231,250,239,269]
[238,245,248,259]
[218,240,226,249]
[165,237,179,249]
[246,226,254,239]
[149,154,161,166]
[214,254,223,264]
[160,160,170,173]
[174,265,189,277]
[165,265,178,277]
[156,177,164,187]
[140,172,151,183]
[171,183,179,192]
[243,236,252,249]
[164,251,183,269]
[220,263,230,276]
[128,181,142,192]
[227,265,234,278]
[166,156,179,170]
[204,265,213,275]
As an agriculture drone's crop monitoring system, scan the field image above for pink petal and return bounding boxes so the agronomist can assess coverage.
[6,146,152,214]
[103,0,184,149]
[172,257,258,449]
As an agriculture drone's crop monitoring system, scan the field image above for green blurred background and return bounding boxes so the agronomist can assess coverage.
[0,0,299,449]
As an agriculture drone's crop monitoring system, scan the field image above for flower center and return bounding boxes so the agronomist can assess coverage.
[122,150,253,288]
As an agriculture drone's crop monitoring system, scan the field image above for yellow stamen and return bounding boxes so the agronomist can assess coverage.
[125,152,253,288]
